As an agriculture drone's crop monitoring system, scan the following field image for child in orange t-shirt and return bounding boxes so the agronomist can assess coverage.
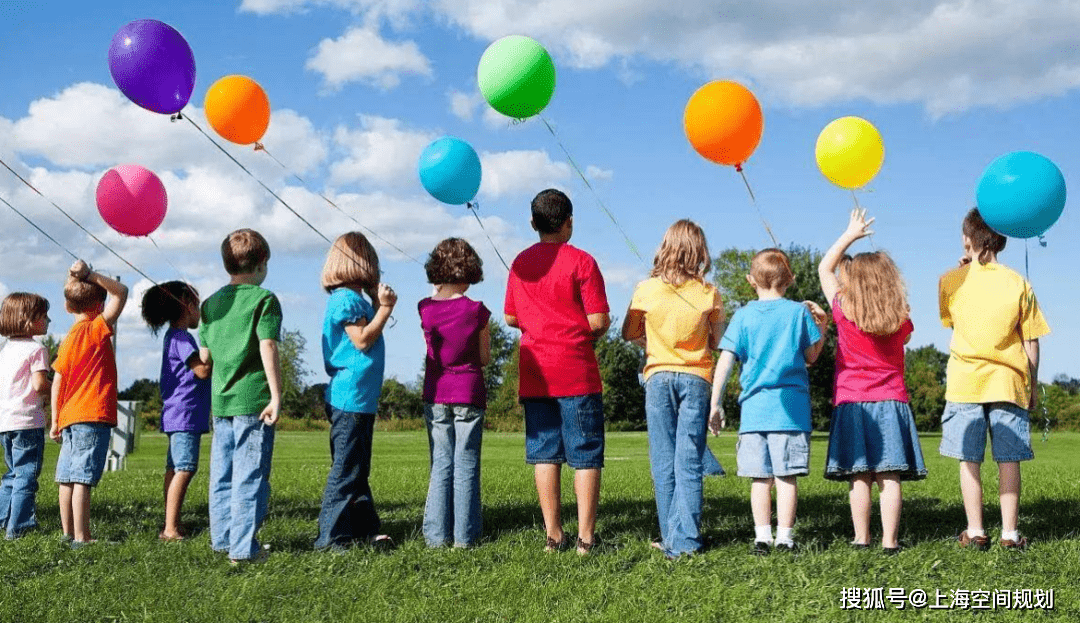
[51,260,128,547]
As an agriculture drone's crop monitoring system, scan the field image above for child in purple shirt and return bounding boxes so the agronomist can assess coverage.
[418,238,491,548]
[141,281,211,541]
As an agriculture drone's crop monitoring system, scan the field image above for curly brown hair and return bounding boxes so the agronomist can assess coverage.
[425,238,483,285]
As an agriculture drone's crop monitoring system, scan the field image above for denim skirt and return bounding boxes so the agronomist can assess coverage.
[824,400,927,481]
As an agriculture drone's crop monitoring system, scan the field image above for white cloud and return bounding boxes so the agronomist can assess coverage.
[448,89,483,121]
[585,165,613,182]
[306,26,432,90]
[329,115,436,188]
[479,150,571,199]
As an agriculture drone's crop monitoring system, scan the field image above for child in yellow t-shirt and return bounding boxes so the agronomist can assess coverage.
[622,219,723,558]
[938,208,1049,551]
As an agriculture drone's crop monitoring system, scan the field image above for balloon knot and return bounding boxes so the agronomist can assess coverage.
[1039,235,1048,248]
[253,143,265,152]
[734,163,743,173]
[169,113,182,122]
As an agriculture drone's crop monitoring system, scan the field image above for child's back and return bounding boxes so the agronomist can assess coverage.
[54,315,118,429]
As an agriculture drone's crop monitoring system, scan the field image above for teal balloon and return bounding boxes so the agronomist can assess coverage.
[976,151,1066,238]
[477,35,556,119]
[419,137,482,205]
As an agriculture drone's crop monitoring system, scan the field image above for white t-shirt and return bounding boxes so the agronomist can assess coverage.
[0,338,49,431]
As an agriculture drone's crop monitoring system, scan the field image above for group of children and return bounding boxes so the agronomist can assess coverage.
[0,189,1048,561]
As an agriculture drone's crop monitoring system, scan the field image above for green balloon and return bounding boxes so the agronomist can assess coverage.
[477,35,556,119]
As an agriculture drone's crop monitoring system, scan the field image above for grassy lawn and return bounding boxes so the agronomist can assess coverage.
[1,429,1078,622]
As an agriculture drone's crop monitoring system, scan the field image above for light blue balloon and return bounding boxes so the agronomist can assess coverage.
[418,137,482,205]
[976,151,1066,239]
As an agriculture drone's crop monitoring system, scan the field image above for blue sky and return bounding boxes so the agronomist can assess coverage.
[1,0,1078,392]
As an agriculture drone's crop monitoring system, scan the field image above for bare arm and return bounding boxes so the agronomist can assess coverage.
[31,370,51,395]
[587,312,611,340]
[818,208,874,305]
[1024,338,1040,410]
[259,339,282,426]
[49,372,62,442]
[199,347,212,366]
[479,324,492,367]
[345,285,397,352]
[708,307,727,351]
[803,301,829,365]
[621,308,645,344]
[504,314,519,329]
[186,352,212,380]
[709,350,737,435]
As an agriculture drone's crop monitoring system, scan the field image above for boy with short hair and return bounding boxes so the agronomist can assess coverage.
[199,229,283,564]
[52,260,129,547]
[505,188,610,555]
[709,249,827,555]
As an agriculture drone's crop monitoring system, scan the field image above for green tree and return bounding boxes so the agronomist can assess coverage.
[279,328,317,419]
[484,320,515,395]
[594,323,646,430]
[904,344,948,430]
[712,245,836,430]
[377,378,424,420]
[487,339,523,428]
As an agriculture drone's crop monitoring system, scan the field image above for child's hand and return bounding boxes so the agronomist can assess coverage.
[843,207,874,241]
[377,283,397,308]
[804,301,828,327]
[708,405,726,436]
[49,425,61,444]
[260,398,280,427]
[69,260,91,280]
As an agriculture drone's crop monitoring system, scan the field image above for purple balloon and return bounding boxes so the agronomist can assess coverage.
[108,19,196,115]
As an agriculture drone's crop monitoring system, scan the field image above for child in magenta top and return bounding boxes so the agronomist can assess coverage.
[505,188,610,555]
[419,238,491,548]
[818,209,926,554]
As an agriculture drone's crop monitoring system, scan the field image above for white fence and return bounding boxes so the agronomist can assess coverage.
[107,400,140,471]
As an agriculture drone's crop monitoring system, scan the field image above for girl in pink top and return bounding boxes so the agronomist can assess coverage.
[818,209,926,554]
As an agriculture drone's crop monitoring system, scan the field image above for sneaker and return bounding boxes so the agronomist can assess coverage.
[751,541,771,556]
[229,548,270,566]
[70,539,98,550]
[544,533,573,552]
[774,541,796,552]
[1000,536,1028,550]
[958,531,990,551]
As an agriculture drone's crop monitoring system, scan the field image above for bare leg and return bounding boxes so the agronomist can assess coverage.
[775,476,798,529]
[164,470,196,538]
[849,474,873,545]
[574,468,601,545]
[998,461,1021,534]
[534,464,563,541]
[71,484,92,542]
[876,473,902,549]
[959,461,984,533]
[58,483,74,538]
[750,478,774,528]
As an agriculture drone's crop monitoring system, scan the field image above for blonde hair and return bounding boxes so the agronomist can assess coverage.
[0,293,49,338]
[221,229,271,275]
[321,232,380,292]
[651,219,711,286]
[64,277,106,314]
[838,251,910,335]
[750,248,794,290]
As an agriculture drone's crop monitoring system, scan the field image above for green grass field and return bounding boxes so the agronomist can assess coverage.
[1,430,1078,622]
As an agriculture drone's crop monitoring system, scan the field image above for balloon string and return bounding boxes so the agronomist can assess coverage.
[465,201,510,272]
[850,190,877,250]
[734,165,779,248]
[538,114,645,263]
[176,114,331,245]
[148,235,193,283]
[0,156,162,286]
[0,192,80,260]
[253,143,422,266]
[1021,239,1051,443]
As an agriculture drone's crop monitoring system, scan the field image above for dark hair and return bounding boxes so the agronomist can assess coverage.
[0,293,49,338]
[141,281,199,335]
[425,238,484,285]
[963,207,1006,264]
[531,188,573,234]
[221,229,271,275]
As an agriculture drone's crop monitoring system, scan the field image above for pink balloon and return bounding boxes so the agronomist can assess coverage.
[96,165,168,236]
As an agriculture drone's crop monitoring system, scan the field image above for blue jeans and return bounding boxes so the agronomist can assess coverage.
[645,372,710,556]
[54,423,112,486]
[315,406,380,550]
[523,393,605,469]
[209,415,275,560]
[165,431,203,473]
[0,429,45,539]
[423,403,484,547]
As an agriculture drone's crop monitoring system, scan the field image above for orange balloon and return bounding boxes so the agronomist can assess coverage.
[204,75,271,145]
[683,81,763,167]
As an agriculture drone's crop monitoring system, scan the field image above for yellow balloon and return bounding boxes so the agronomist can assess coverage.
[815,116,884,189]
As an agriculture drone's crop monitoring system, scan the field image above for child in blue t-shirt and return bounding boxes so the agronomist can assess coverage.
[709,249,827,554]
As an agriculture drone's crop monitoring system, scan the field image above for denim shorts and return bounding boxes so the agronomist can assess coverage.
[824,401,928,481]
[55,423,112,486]
[736,431,810,478]
[523,393,604,469]
[165,431,203,473]
[939,402,1034,463]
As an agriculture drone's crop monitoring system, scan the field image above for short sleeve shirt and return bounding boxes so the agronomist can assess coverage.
[0,338,50,431]
[323,288,385,414]
[419,296,491,408]
[719,299,821,433]
[629,277,723,382]
[832,298,913,405]
[53,315,118,430]
[939,261,1050,407]
[159,328,211,433]
[505,242,609,399]
[199,284,283,417]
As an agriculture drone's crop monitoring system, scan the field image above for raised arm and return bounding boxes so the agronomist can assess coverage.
[818,208,874,305]
[69,261,129,328]
[344,284,397,352]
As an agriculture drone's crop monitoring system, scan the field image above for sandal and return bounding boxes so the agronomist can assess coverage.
[369,535,396,551]
[544,533,572,552]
